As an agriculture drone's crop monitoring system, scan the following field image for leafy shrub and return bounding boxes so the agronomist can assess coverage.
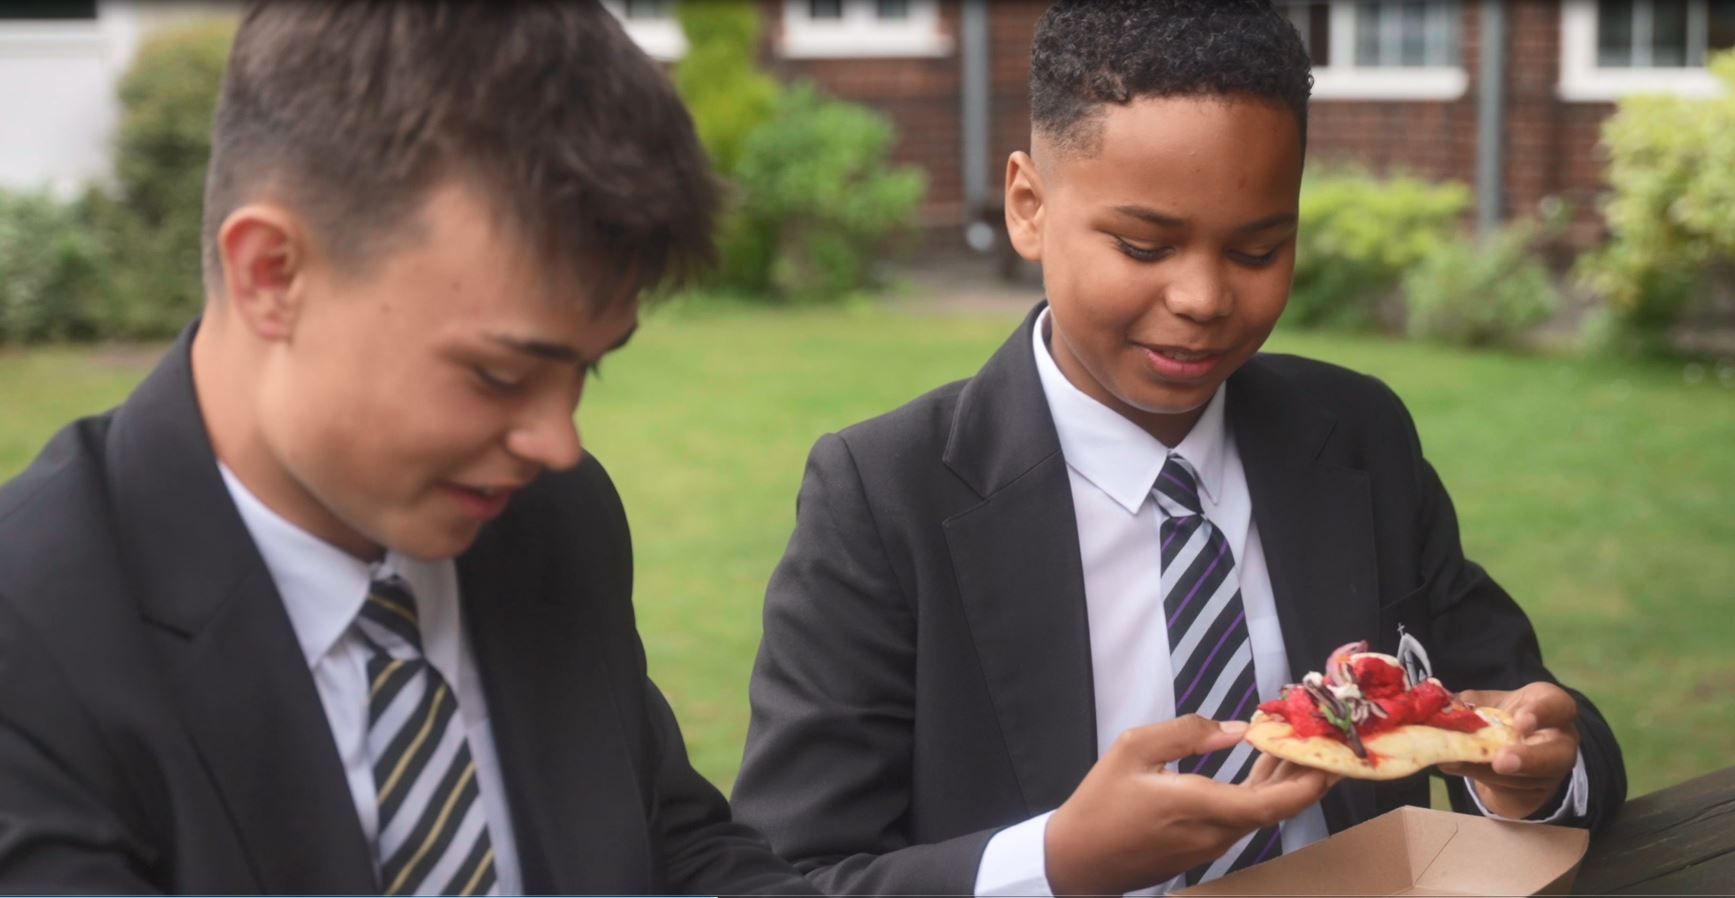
[97,18,233,338]
[1578,50,1735,348]
[0,189,111,343]
[674,3,779,178]
[728,82,925,301]
[1290,168,1471,331]
[1402,219,1560,349]
[673,3,782,293]
[673,4,922,301]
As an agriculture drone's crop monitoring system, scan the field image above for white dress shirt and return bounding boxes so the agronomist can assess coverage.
[220,466,523,894]
[973,309,1584,896]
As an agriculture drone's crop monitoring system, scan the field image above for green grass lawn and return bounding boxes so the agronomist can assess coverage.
[3,303,1730,800]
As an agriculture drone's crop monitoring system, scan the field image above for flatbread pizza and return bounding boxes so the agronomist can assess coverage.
[1245,634,1518,780]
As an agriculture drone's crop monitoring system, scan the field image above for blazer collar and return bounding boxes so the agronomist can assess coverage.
[942,303,1066,498]
[942,303,1097,813]
[104,322,379,892]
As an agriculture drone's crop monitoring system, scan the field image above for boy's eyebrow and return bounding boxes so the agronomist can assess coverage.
[1111,205,1298,234]
[1234,213,1300,233]
[487,322,639,365]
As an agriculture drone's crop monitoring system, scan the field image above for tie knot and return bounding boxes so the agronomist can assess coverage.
[1153,455,1203,519]
[357,574,424,654]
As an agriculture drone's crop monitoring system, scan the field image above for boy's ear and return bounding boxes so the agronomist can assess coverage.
[216,203,307,343]
[1004,151,1044,263]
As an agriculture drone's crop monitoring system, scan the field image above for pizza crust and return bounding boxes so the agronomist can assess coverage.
[1245,706,1520,780]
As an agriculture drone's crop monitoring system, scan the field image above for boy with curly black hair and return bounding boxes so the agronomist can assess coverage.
[732,1,1625,894]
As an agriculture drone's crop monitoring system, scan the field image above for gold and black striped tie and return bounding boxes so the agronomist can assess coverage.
[356,575,498,896]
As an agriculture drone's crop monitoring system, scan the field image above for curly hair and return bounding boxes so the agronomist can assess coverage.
[1030,0,1313,155]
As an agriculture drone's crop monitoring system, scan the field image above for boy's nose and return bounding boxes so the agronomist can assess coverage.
[506,407,585,473]
[1162,262,1233,323]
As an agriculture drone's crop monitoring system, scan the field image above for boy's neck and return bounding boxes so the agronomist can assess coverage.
[191,315,386,563]
[1044,318,1206,448]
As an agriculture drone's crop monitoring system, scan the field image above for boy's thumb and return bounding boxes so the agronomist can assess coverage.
[1118,715,1248,768]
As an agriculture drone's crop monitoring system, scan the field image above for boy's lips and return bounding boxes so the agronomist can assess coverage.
[443,481,524,520]
[1137,343,1226,381]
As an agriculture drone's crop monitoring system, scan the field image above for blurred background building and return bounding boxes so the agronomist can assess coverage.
[3,0,1730,253]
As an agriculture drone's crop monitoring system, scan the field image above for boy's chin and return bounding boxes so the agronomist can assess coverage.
[1120,383,1219,417]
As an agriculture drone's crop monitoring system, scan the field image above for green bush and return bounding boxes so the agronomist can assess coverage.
[1290,168,1471,331]
[1578,50,1735,348]
[0,189,111,343]
[673,4,923,302]
[1402,219,1560,349]
[729,82,925,301]
[673,3,782,293]
[674,3,779,178]
[97,18,233,338]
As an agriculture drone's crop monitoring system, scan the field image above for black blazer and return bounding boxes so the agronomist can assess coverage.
[0,326,813,895]
[732,304,1626,895]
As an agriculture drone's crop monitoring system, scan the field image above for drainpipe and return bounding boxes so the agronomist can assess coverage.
[960,0,994,252]
[1476,0,1508,237]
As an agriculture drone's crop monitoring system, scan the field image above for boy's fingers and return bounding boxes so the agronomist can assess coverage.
[1456,689,1505,709]
[1176,766,1333,829]
[1243,751,1280,786]
[1115,715,1247,770]
[1491,730,1579,778]
[1510,684,1579,732]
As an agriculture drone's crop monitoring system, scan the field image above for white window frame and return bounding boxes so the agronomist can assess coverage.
[600,0,687,61]
[1290,1,1469,101]
[1559,0,1725,101]
[777,0,951,60]
[0,0,112,57]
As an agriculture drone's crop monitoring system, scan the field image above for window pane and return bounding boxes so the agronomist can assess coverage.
[1356,2,1384,65]
[1430,0,1461,66]
[0,0,96,18]
[1277,1,1332,65]
[1309,2,1333,66]
[809,0,844,19]
[876,0,910,19]
[623,0,671,19]
[1651,0,1689,65]
[1399,0,1428,65]
[1711,0,1735,53]
[1598,0,1635,66]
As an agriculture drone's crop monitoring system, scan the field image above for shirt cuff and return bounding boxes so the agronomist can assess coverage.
[975,810,1056,897]
[1464,749,1589,823]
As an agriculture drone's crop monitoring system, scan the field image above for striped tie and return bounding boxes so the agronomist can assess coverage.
[1154,455,1282,885]
[356,576,498,896]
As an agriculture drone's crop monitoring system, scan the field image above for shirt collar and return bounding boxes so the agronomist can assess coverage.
[1031,306,1230,515]
[219,464,396,668]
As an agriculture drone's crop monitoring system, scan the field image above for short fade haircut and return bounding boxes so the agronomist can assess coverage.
[1030,0,1313,156]
[204,0,717,305]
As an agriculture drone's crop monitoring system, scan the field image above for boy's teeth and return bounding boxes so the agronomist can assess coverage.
[1160,348,1209,361]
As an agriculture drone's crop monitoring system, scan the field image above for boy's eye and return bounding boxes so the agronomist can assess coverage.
[1113,236,1172,263]
[474,366,525,393]
[1230,247,1282,267]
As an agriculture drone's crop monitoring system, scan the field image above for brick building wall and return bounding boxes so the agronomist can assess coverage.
[767,0,971,228]
[766,0,1624,252]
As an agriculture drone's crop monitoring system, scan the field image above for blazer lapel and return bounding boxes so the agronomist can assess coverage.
[110,326,377,893]
[459,509,652,894]
[1227,356,1379,831]
[942,305,1098,814]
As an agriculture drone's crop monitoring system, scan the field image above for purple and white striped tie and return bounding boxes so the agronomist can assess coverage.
[1154,454,1282,885]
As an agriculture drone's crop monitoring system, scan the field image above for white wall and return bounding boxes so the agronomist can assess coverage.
[0,1,233,197]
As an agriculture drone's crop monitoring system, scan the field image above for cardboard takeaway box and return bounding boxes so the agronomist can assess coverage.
[1176,806,1590,897]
